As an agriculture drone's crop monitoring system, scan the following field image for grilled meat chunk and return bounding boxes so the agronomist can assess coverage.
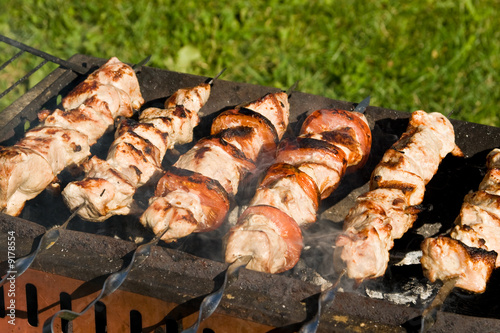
[141,168,230,240]
[300,109,371,171]
[211,108,279,163]
[237,92,289,140]
[225,205,303,274]
[421,236,496,293]
[174,136,255,197]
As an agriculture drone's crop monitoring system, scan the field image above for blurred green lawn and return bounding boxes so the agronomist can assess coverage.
[1,0,498,126]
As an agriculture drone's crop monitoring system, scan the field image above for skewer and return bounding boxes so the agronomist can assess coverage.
[42,226,171,333]
[298,269,346,333]
[419,276,458,333]
[181,255,252,333]
[419,147,500,331]
[175,82,297,331]
[206,67,226,85]
[286,80,299,97]
[290,97,370,333]
[0,204,82,287]
[354,95,370,114]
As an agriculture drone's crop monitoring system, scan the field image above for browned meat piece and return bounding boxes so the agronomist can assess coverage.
[174,136,255,197]
[335,111,461,281]
[211,108,279,163]
[0,147,55,216]
[276,137,347,199]
[140,168,230,241]
[238,92,289,140]
[62,156,138,221]
[225,205,303,274]
[249,163,320,227]
[64,57,144,111]
[421,236,496,293]
[300,109,371,171]
[41,102,114,146]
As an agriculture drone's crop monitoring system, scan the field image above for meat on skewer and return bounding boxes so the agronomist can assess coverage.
[62,81,214,221]
[421,148,500,293]
[334,110,462,281]
[0,57,143,217]
[140,91,290,241]
[225,108,372,274]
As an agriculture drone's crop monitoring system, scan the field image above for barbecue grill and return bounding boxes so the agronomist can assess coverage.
[1,45,500,332]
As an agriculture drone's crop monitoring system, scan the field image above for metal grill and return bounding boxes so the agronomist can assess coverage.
[0,34,87,101]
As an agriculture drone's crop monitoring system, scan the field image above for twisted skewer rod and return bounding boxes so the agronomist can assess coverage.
[298,270,346,333]
[420,276,458,333]
[0,204,82,287]
[181,255,252,333]
[42,226,170,333]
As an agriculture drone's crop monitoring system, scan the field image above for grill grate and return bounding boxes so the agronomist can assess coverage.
[0,34,87,102]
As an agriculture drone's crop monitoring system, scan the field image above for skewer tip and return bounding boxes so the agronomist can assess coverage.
[206,67,227,85]
[286,80,299,97]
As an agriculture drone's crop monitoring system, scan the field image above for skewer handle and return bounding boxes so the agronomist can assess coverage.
[299,270,346,333]
[181,255,252,333]
[42,227,167,333]
[0,206,81,287]
[420,277,458,333]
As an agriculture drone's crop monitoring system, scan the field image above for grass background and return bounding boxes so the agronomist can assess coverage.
[0,0,498,126]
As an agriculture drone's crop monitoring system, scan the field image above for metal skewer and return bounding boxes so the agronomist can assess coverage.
[286,80,299,97]
[298,269,346,333]
[0,56,152,287]
[182,255,252,333]
[42,226,170,333]
[206,67,227,85]
[420,276,458,333]
[0,205,82,287]
[354,95,370,114]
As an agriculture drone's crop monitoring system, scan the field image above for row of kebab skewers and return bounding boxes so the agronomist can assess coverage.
[1,57,499,331]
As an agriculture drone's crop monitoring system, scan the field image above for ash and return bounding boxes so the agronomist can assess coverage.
[364,275,440,306]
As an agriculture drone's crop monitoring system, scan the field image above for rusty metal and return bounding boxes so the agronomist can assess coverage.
[1,54,500,332]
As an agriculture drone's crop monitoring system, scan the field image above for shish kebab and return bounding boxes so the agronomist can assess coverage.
[418,148,500,331]
[140,89,291,242]
[334,110,462,281]
[0,57,144,217]
[225,102,372,273]
[181,99,372,333]
[421,148,500,293]
[62,69,226,221]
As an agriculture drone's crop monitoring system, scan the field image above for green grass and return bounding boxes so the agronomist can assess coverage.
[1,0,499,126]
